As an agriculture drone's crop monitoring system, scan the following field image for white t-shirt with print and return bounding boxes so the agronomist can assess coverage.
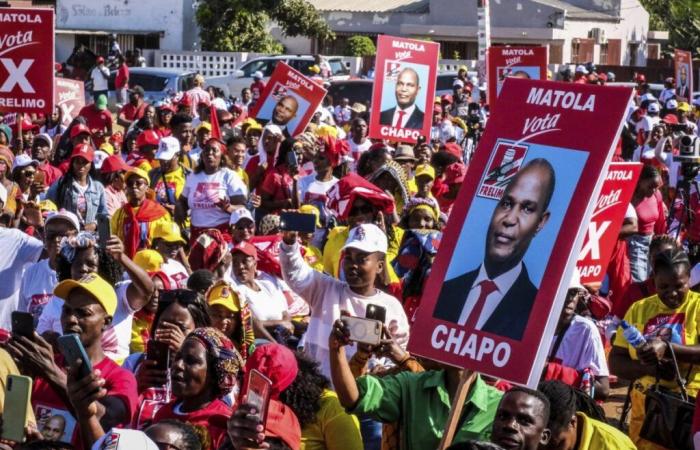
[182,169,248,227]
[298,175,338,205]
[233,272,289,321]
[162,258,189,289]
[548,315,609,376]
[0,228,43,330]
[19,258,57,323]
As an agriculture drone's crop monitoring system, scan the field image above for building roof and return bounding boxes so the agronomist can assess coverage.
[532,0,620,21]
[308,0,429,13]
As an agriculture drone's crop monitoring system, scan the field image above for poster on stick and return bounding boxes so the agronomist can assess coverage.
[368,35,439,144]
[0,8,54,114]
[408,78,633,386]
[674,49,693,101]
[54,78,85,127]
[250,61,326,137]
[487,46,547,105]
[576,162,642,285]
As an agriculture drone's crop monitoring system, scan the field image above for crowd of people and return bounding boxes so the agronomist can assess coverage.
[0,53,698,450]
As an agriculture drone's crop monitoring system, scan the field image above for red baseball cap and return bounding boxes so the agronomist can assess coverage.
[663,114,679,125]
[70,124,91,139]
[101,155,130,174]
[136,130,160,149]
[635,73,646,83]
[96,56,105,64]
[230,241,257,258]
[70,143,95,162]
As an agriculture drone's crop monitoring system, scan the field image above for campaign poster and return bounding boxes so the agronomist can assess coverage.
[368,35,439,144]
[408,78,633,386]
[487,46,547,105]
[54,78,85,127]
[674,49,693,101]
[576,162,642,285]
[0,8,54,114]
[250,61,326,137]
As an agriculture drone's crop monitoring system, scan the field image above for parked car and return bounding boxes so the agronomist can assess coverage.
[208,55,350,99]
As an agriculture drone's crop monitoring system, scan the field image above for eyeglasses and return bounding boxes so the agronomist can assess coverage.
[125,178,147,188]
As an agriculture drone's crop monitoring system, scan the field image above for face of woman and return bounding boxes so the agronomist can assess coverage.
[155,239,181,260]
[71,156,91,178]
[231,219,254,244]
[160,110,173,125]
[348,198,377,228]
[231,252,256,283]
[637,175,661,198]
[408,208,435,229]
[208,304,240,338]
[145,106,156,120]
[171,338,211,399]
[654,266,690,309]
[145,277,165,314]
[125,175,148,204]
[17,166,36,190]
[70,247,99,280]
[201,143,223,172]
[227,143,247,168]
[157,302,197,336]
[262,132,280,155]
[60,290,110,349]
[247,132,260,149]
[312,152,331,173]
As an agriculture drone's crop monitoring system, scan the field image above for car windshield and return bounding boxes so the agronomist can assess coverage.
[436,74,456,92]
[240,59,275,77]
[129,74,169,91]
[329,59,349,76]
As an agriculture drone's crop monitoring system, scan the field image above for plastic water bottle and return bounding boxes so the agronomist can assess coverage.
[620,320,647,349]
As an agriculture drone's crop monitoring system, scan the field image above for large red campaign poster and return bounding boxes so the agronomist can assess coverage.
[674,49,693,101]
[576,163,642,285]
[487,46,547,105]
[250,62,326,137]
[368,35,439,144]
[0,8,54,114]
[55,78,85,127]
[408,78,633,386]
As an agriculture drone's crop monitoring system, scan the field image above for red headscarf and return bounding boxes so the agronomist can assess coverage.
[318,135,349,168]
[242,343,299,400]
[122,199,168,258]
[326,173,395,220]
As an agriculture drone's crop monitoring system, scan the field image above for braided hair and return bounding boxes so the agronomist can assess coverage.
[652,247,691,274]
[650,234,678,254]
[145,419,202,450]
[538,380,606,434]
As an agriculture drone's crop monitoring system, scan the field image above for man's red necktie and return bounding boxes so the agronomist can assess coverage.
[395,110,406,127]
[465,279,499,329]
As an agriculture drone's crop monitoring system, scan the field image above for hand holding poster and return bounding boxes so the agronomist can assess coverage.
[674,49,693,101]
[408,78,633,386]
[487,46,548,105]
[54,78,85,127]
[369,35,439,144]
[576,163,642,284]
[0,8,54,114]
[250,62,326,138]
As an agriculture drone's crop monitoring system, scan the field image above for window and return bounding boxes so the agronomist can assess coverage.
[239,60,275,77]
[329,59,350,76]
[600,43,608,65]
[129,74,169,91]
[289,59,314,75]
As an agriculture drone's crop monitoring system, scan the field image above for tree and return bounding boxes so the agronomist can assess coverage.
[195,0,334,53]
[344,36,376,57]
[639,0,700,54]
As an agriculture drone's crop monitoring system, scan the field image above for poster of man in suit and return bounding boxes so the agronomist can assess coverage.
[674,49,693,101]
[369,35,439,144]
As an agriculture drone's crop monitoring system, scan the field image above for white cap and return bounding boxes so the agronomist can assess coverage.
[640,93,657,103]
[253,71,263,80]
[156,136,180,161]
[45,209,80,231]
[13,154,38,169]
[575,64,588,74]
[666,98,679,110]
[342,223,388,254]
[93,150,109,169]
[229,207,254,225]
[0,182,6,206]
[34,132,53,151]
[453,79,464,88]
[92,428,158,450]
[647,102,660,114]
[569,267,585,290]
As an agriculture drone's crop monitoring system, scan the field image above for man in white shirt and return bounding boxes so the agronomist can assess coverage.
[433,158,555,340]
[334,98,352,125]
[379,68,425,129]
[90,56,110,102]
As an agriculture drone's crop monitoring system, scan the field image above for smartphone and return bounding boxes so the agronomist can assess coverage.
[11,311,34,339]
[146,340,171,372]
[1,375,32,442]
[97,214,110,248]
[365,304,387,324]
[57,334,92,379]
[245,369,272,427]
[286,150,298,169]
[342,317,383,346]
[279,212,316,233]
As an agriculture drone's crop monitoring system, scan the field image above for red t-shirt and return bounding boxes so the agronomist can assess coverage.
[250,81,266,101]
[260,165,293,213]
[115,64,129,89]
[120,102,147,123]
[78,105,113,146]
[152,399,231,449]
[37,162,63,187]
[32,357,138,448]
[634,191,667,235]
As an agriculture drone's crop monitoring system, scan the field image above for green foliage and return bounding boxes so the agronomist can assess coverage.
[640,0,700,53]
[344,36,376,56]
[195,0,334,52]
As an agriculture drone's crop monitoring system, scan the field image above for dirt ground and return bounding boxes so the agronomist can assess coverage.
[603,379,631,430]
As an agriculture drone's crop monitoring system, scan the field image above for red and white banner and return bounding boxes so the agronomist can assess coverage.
[408,78,633,386]
[674,49,693,101]
[576,162,642,285]
[487,46,548,105]
[250,62,326,137]
[55,78,85,127]
[0,8,54,114]
[368,35,439,144]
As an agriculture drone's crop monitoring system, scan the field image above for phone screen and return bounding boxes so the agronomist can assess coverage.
[279,212,316,233]
[366,304,387,324]
[246,369,272,426]
[97,214,110,248]
[11,311,34,339]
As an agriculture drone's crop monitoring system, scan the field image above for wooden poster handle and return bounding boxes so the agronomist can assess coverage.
[438,370,477,450]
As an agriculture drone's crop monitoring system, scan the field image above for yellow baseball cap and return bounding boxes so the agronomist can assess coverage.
[196,122,212,134]
[125,167,150,185]
[315,124,337,138]
[153,221,186,245]
[299,204,321,227]
[678,102,691,113]
[39,199,58,213]
[133,249,164,272]
[54,273,117,316]
[434,96,442,104]
[206,281,241,313]
[99,142,115,156]
[415,164,436,180]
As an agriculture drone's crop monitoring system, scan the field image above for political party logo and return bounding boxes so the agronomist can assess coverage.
[477,140,529,200]
[384,60,403,81]
[270,82,288,102]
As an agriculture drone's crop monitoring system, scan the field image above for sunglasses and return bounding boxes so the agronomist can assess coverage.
[21,169,36,177]
[125,178,148,188]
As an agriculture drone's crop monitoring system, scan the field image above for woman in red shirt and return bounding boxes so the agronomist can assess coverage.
[627,165,667,283]
[152,327,243,450]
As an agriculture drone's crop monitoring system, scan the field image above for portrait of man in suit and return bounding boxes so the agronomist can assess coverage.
[433,158,556,341]
[379,67,425,129]
[676,64,690,100]
[271,94,299,138]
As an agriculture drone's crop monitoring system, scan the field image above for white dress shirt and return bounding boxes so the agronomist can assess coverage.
[456,262,523,328]
[392,104,416,128]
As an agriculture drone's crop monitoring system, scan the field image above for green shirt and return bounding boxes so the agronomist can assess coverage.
[352,370,502,450]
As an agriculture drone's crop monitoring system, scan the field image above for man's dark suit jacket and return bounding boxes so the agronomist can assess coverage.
[379,106,424,129]
[432,264,538,341]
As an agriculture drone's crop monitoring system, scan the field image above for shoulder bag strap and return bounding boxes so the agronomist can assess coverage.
[549,321,571,361]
